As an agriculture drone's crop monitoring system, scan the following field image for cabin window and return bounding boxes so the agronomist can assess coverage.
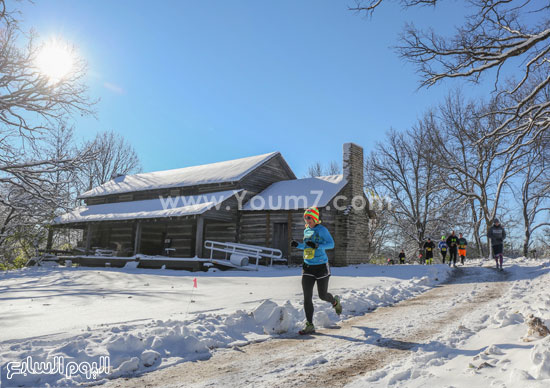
[87,198,105,205]
[118,194,133,202]
[272,223,289,258]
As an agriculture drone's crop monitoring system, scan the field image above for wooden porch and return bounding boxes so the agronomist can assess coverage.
[51,212,238,259]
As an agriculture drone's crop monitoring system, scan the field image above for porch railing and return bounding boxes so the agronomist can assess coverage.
[203,240,284,268]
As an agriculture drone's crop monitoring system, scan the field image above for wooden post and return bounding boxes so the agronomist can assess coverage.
[195,216,204,258]
[235,213,241,243]
[287,211,293,265]
[133,221,142,255]
[266,212,271,247]
[46,228,54,251]
[85,224,92,255]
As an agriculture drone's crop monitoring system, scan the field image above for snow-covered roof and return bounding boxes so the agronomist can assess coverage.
[242,175,347,211]
[54,190,242,224]
[79,152,280,199]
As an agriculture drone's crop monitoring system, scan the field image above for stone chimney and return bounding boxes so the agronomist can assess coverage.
[343,143,364,200]
[334,143,369,267]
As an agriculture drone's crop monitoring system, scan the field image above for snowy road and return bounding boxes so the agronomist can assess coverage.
[101,266,512,388]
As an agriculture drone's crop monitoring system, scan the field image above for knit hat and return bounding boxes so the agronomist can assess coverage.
[494,218,500,224]
[441,236,445,240]
[303,207,320,224]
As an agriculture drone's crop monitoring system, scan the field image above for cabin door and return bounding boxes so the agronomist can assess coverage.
[272,222,288,259]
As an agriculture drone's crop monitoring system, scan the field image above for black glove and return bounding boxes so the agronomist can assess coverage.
[290,240,299,248]
[305,241,318,249]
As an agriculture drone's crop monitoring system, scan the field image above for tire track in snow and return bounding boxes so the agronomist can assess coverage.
[306,267,509,387]
[100,267,510,388]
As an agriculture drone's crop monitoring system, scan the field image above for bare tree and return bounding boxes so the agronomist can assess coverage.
[76,131,141,194]
[428,91,529,257]
[351,0,550,152]
[426,94,487,256]
[0,0,95,206]
[349,0,438,15]
[536,229,550,258]
[0,125,84,259]
[367,125,457,257]
[0,0,95,263]
[516,137,550,256]
[362,191,393,258]
[306,161,341,177]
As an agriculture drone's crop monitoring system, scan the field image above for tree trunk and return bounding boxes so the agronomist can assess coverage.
[472,221,483,258]
[523,229,530,257]
[486,227,493,260]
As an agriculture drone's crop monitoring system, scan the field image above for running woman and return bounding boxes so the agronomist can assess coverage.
[291,207,342,335]
[446,231,459,267]
[488,218,506,270]
[438,236,448,264]
[423,237,435,265]
[457,233,468,265]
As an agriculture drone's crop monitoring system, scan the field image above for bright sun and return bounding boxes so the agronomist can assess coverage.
[35,39,75,82]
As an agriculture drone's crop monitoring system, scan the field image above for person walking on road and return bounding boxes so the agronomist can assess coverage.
[438,236,448,264]
[291,206,342,335]
[423,237,435,265]
[457,233,468,265]
[488,218,506,270]
[446,231,459,267]
[398,249,406,264]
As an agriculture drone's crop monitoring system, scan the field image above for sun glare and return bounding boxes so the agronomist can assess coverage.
[35,39,75,82]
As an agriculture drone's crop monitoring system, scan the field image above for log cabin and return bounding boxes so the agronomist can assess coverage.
[51,143,372,266]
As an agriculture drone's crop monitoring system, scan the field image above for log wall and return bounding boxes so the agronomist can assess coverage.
[239,208,338,266]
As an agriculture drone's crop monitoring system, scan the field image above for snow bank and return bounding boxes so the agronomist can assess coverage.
[0,264,451,387]
[531,337,550,379]
[347,258,550,387]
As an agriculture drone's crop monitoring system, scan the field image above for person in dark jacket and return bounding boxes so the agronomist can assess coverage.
[488,218,506,270]
[457,233,468,265]
[398,249,406,264]
[423,237,436,265]
[446,231,459,267]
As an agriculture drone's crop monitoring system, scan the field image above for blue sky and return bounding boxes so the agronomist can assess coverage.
[18,0,479,177]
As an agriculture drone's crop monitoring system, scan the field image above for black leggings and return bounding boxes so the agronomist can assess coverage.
[302,275,335,324]
[440,250,447,264]
[449,249,457,265]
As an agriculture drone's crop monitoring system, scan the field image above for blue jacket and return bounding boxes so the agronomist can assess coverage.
[297,224,334,265]
[438,241,448,250]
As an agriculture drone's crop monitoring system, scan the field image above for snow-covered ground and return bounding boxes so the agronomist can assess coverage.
[347,257,550,388]
[99,258,548,388]
[2,258,550,388]
[0,262,451,387]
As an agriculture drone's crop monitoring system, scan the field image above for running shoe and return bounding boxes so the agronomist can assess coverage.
[299,321,315,335]
[333,295,342,315]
